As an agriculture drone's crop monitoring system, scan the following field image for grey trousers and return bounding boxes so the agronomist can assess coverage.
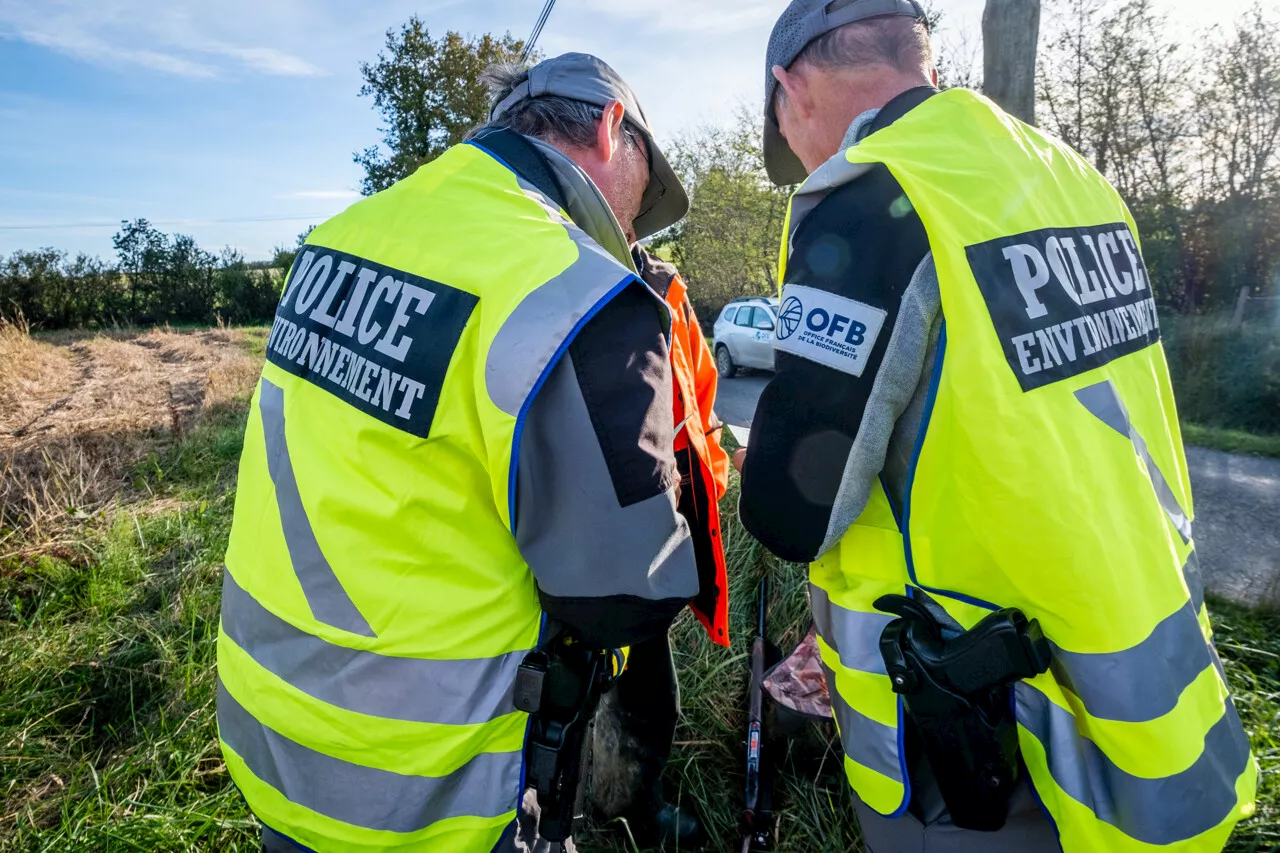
[853,760,1063,853]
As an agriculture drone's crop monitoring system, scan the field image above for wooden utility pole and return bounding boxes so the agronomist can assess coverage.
[983,0,1042,124]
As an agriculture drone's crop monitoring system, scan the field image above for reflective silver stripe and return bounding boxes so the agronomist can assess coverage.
[1016,682,1251,846]
[259,379,375,637]
[218,680,522,832]
[810,584,893,675]
[221,572,524,726]
[1075,381,1192,543]
[1049,553,1215,723]
[822,664,903,781]
[1185,549,1206,613]
[484,183,638,418]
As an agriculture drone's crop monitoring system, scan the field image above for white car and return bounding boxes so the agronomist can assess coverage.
[712,297,780,378]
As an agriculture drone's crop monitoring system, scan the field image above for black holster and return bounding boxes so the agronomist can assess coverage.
[876,594,1052,832]
[514,634,616,845]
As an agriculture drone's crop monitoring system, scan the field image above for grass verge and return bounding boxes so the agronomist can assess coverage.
[1183,423,1280,459]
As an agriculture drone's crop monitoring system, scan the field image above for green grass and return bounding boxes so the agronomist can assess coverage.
[1182,423,1280,458]
[2,390,1278,852]
[0,401,258,851]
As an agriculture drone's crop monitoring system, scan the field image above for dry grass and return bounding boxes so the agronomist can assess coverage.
[0,323,262,558]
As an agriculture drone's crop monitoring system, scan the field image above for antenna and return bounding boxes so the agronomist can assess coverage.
[521,0,557,64]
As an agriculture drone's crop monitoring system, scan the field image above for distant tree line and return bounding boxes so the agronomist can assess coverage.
[0,220,308,330]
[1037,0,1280,313]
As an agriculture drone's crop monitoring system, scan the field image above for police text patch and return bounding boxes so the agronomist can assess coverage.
[773,284,887,377]
[967,223,1160,392]
[265,246,478,437]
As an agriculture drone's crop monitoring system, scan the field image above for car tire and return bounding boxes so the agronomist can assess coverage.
[716,345,736,379]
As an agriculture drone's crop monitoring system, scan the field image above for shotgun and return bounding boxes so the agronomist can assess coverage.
[742,578,774,852]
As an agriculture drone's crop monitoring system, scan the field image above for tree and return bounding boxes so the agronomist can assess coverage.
[269,225,317,273]
[1195,6,1280,205]
[216,247,281,324]
[983,0,1041,123]
[1191,4,1280,304]
[1038,0,1280,311]
[659,109,791,321]
[354,21,526,195]
[113,218,168,322]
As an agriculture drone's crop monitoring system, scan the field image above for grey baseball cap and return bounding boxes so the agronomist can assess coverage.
[764,0,926,186]
[490,52,689,241]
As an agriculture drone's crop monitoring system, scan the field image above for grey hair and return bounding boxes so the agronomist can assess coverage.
[797,15,933,75]
[467,62,643,152]
[774,16,932,112]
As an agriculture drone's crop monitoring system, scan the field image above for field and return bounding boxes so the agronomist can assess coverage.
[0,321,1277,852]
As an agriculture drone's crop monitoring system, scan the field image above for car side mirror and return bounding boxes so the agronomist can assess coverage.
[756,320,775,331]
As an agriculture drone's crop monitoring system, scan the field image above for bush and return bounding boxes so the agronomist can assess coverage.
[1162,313,1280,435]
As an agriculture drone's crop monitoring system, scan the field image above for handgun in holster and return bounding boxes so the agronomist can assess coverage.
[513,633,617,846]
[876,593,1053,832]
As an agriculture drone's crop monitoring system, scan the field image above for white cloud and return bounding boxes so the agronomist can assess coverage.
[16,27,217,77]
[206,45,325,77]
[0,0,326,78]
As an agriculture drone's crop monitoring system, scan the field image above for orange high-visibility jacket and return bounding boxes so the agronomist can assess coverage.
[639,250,731,646]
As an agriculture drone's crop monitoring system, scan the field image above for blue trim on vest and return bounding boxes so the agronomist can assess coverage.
[488,817,518,853]
[466,140,516,180]
[469,138,644,533]
[506,273,636,531]
[258,817,322,853]
[890,685,912,819]
[901,323,1001,614]
[1013,687,1065,847]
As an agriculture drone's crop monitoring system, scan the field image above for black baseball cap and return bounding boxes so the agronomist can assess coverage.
[764,0,927,185]
[490,52,689,240]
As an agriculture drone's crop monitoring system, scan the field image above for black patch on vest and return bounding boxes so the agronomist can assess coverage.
[265,245,478,438]
[966,222,1160,392]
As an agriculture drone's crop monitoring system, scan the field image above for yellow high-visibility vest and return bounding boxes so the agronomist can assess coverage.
[783,89,1257,852]
[217,140,650,852]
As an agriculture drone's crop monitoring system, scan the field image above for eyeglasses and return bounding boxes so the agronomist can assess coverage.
[622,124,649,164]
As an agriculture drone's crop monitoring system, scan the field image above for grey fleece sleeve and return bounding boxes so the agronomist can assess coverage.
[514,282,699,649]
[739,164,939,562]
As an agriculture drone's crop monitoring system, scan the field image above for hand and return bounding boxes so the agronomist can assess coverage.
[732,447,747,474]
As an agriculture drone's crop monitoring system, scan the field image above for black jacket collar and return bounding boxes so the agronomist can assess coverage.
[468,127,569,214]
[870,85,940,136]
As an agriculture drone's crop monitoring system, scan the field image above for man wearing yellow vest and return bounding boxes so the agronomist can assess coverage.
[217,52,703,852]
[737,1,1257,851]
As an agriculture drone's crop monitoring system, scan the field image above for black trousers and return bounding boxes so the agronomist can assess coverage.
[590,631,681,819]
[261,826,310,852]
[261,634,680,852]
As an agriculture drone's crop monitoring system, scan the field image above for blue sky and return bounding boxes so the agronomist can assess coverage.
[0,0,1250,261]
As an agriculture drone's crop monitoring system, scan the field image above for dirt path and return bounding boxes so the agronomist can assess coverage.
[0,326,261,544]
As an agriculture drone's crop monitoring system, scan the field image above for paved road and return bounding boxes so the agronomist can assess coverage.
[715,373,1280,608]
[714,373,770,430]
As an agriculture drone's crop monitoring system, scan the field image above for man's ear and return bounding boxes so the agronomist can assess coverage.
[772,64,810,119]
[929,66,940,88]
[595,99,626,164]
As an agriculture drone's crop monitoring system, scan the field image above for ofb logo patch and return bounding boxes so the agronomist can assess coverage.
[777,296,803,340]
[966,222,1160,392]
[772,284,886,377]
